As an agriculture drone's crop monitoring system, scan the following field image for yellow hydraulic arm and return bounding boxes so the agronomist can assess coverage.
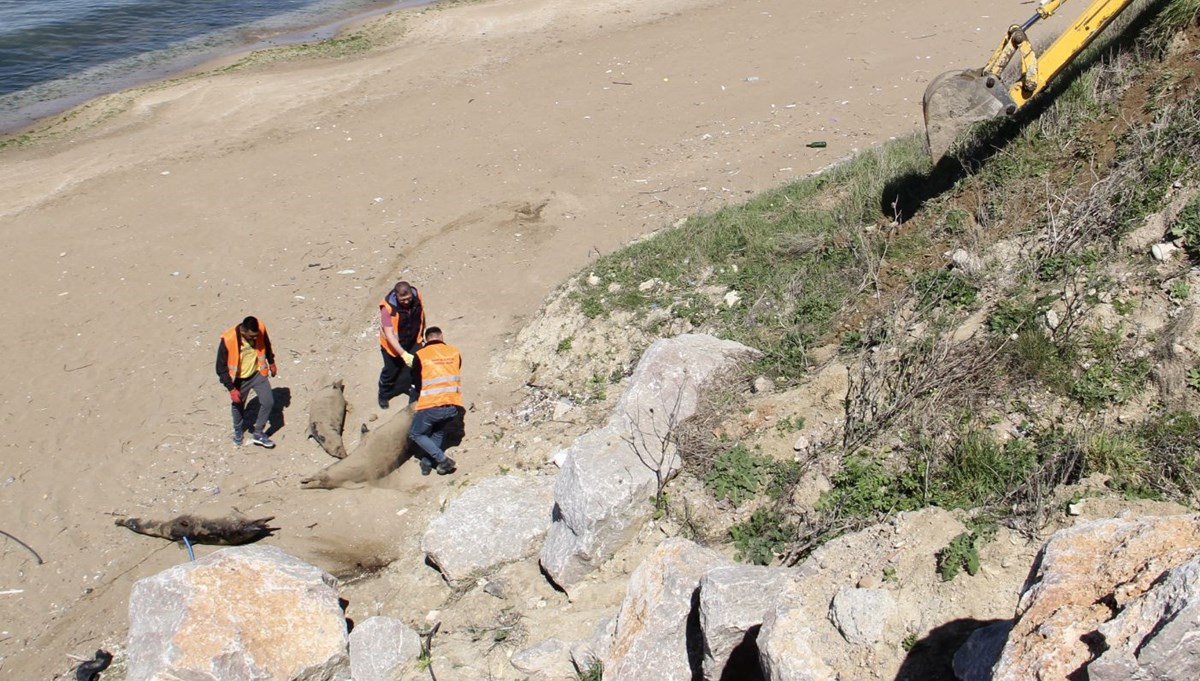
[923,0,1138,162]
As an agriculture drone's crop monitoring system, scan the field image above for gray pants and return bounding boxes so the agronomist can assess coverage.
[231,372,274,437]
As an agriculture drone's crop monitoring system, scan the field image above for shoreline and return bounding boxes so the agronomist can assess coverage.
[0,0,435,138]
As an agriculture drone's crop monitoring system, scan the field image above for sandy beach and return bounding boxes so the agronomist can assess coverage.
[0,0,1033,677]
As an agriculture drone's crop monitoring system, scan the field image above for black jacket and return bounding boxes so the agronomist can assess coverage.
[382,287,425,352]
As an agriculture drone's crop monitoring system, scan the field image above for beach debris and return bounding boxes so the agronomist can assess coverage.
[72,649,112,681]
[0,528,43,564]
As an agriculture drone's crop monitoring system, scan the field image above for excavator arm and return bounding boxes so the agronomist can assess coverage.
[923,0,1138,163]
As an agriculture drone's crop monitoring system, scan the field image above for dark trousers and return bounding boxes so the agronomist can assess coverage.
[378,348,413,402]
[409,405,459,464]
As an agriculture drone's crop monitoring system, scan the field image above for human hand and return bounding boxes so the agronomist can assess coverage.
[269,363,278,377]
[400,351,414,367]
[229,388,242,403]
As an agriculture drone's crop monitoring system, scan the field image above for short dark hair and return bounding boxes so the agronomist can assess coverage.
[425,326,443,338]
[393,281,412,296]
[241,316,260,333]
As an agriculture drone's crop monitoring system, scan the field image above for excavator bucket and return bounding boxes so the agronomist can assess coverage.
[922,70,1018,163]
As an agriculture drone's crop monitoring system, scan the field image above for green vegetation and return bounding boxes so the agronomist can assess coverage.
[937,531,983,582]
[571,137,930,377]
[576,660,604,681]
[730,508,795,565]
[556,0,1200,566]
[704,446,801,506]
[817,453,922,518]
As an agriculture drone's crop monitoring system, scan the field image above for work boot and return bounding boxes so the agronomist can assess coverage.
[436,457,457,475]
[378,396,389,410]
[232,432,243,446]
[419,459,433,476]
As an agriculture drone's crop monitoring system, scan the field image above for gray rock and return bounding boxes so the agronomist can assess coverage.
[752,376,775,394]
[699,564,795,680]
[422,473,556,585]
[1043,309,1060,331]
[349,617,421,681]
[758,596,836,681]
[570,616,616,674]
[482,579,506,599]
[511,638,575,679]
[540,425,661,592]
[604,538,732,681]
[605,334,759,440]
[950,248,982,274]
[541,334,759,592]
[952,620,1013,681]
[828,586,893,645]
[1089,556,1200,681]
[126,545,349,681]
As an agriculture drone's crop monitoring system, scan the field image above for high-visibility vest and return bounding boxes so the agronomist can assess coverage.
[378,288,426,357]
[414,342,463,410]
[221,323,270,382]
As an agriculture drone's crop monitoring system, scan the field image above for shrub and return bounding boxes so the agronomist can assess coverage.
[705,446,804,506]
[730,508,794,565]
[817,453,923,518]
[914,270,979,308]
[705,446,770,507]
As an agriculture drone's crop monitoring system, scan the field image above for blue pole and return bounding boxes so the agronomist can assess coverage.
[183,536,195,561]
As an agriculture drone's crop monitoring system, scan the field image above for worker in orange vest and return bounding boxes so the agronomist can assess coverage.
[378,281,426,410]
[215,316,278,448]
[408,326,461,475]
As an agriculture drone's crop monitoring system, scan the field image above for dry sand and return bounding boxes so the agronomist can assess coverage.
[0,0,1036,677]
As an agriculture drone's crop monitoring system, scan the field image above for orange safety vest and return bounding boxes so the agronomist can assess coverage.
[414,342,463,410]
[378,289,426,357]
[221,323,270,382]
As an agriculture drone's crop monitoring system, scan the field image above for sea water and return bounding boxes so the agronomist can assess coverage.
[0,0,426,133]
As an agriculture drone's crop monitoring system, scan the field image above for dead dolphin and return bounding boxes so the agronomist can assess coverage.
[300,404,415,489]
[307,379,348,459]
[116,514,278,545]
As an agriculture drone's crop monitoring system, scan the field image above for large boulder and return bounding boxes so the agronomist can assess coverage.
[126,544,349,681]
[991,514,1200,680]
[1089,556,1200,680]
[348,617,421,681]
[699,564,796,680]
[757,597,836,681]
[422,473,556,585]
[541,334,759,592]
[604,538,732,681]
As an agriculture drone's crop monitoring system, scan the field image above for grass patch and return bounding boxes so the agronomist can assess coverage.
[573,137,931,377]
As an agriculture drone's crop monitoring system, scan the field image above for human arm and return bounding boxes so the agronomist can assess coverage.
[262,328,277,376]
[380,307,407,356]
[408,353,422,403]
[216,341,234,391]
